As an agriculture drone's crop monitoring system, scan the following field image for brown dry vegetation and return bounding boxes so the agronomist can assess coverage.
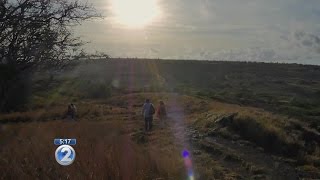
[0,95,186,179]
[1,93,320,179]
[0,23,319,178]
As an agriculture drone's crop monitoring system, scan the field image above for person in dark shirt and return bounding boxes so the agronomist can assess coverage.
[142,99,155,131]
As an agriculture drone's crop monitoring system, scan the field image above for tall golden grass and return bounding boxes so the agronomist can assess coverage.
[1,93,319,179]
[0,99,187,179]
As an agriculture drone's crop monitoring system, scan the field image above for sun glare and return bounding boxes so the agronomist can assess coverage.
[111,0,161,28]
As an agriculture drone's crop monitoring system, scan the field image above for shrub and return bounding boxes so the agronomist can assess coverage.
[231,116,302,157]
[85,83,112,99]
[0,65,32,112]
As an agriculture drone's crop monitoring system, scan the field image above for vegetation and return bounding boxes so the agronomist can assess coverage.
[1,0,319,178]
[1,58,320,178]
[37,58,320,125]
[0,0,99,112]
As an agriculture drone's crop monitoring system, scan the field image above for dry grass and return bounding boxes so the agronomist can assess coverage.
[1,93,319,179]
[0,113,186,179]
[191,96,320,167]
[0,94,198,179]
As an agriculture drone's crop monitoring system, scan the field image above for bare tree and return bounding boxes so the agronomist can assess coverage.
[0,0,100,111]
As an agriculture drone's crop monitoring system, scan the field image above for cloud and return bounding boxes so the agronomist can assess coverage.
[291,31,320,53]
[77,0,320,65]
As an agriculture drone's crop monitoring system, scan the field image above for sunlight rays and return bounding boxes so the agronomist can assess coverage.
[110,0,162,28]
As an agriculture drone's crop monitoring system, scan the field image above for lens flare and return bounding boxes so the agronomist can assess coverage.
[182,150,190,158]
[182,150,195,180]
[170,98,196,180]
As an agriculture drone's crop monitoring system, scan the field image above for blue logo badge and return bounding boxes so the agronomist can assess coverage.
[55,145,76,166]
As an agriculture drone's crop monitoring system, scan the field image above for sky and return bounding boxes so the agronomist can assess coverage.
[75,0,320,65]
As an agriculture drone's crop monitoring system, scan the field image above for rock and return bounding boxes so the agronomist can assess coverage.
[214,113,238,127]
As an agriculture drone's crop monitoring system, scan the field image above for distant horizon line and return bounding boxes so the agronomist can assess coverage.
[78,57,320,67]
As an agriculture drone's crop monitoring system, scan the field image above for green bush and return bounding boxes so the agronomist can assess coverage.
[85,83,111,99]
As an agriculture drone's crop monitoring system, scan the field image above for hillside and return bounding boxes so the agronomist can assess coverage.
[1,59,320,179]
[34,59,320,125]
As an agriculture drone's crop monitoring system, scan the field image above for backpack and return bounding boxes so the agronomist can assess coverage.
[149,104,155,115]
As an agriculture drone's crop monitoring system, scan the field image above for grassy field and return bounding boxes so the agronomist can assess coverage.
[35,58,320,125]
[1,59,320,179]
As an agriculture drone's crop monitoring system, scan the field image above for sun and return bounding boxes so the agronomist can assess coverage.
[110,0,161,28]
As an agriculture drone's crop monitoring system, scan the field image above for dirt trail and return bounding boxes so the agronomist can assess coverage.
[161,99,299,179]
[131,94,301,179]
[202,135,299,179]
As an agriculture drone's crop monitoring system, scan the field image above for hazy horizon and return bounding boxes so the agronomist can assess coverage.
[75,0,320,65]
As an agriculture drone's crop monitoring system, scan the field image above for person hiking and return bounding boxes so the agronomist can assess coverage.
[66,103,77,120]
[142,99,155,131]
[156,101,167,128]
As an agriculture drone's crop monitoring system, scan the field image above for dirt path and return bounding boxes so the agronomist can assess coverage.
[183,123,300,179]
[128,94,301,179]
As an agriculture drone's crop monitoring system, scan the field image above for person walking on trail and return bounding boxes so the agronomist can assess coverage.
[142,99,155,131]
[66,103,77,120]
[156,101,167,128]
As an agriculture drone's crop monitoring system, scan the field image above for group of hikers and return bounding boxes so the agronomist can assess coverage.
[142,99,167,131]
[65,98,167,131]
